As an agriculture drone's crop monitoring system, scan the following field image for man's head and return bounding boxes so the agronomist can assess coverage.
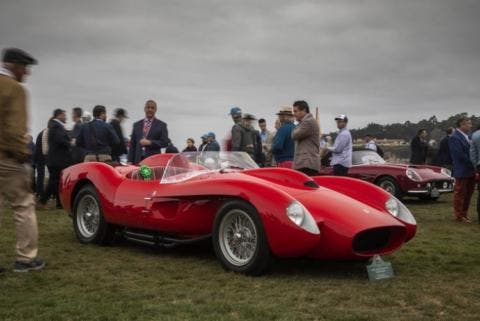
[186,138,195,147]
[258,118,267,132]
[334,114,348,129]
[276,106,294,124]
[93,105,107,121]
[417,128,427,139]
[144,100,157,119]
[445,127,454,136]
[53,108,67,123]
[2,48,37,82]
[242,113,256,128]
[72,107,83,122]
[114,108,128,122]
[364,134,374,143]
[229,106,242,124]
[201,134,208,143]
[456,117,472,134]
[207,132,216,142]
[292,100,310,121]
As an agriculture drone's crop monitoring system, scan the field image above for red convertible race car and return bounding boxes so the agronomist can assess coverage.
[59,152,416,275]
[320,149,454,201]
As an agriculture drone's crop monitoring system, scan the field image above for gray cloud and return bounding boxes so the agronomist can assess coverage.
[1,0,479,147]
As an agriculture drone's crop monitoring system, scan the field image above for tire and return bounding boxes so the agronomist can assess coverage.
[212,200,271,276]
[376,176,402,199]
[73,185,116,245]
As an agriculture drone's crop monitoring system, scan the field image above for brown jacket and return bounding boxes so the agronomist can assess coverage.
[0,74,29,163]
[292,113,320,171]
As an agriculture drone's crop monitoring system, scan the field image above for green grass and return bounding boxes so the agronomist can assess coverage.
[1,193,479,321]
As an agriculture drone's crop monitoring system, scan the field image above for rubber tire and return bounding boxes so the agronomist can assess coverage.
[212,200,271,276]
[73,185,116,245]
[376,176,402,199]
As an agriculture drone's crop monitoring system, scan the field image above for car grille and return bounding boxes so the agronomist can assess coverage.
[353,226,405,254]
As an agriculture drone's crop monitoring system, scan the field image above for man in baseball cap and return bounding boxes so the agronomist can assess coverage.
[326,114,352,176]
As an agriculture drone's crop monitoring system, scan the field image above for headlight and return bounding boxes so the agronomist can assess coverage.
[441,168,452,177]
[406,168,422,181]
[385,197,416,225]
[286,201,320,235]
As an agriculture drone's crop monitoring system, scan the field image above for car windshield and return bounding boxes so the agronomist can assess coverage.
[352,150,386,165]
[160,151,259,184]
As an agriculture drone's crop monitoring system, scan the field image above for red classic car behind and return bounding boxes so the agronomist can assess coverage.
[320,149,454,200]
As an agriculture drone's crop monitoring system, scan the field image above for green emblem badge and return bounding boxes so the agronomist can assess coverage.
[139,165,153,180]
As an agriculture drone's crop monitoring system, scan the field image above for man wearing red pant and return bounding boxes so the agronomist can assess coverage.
[449,117,475,222]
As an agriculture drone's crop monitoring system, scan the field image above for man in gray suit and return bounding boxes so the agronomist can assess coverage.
[292,100,320,176]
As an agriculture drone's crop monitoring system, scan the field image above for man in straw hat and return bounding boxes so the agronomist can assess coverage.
[272,106,295,168]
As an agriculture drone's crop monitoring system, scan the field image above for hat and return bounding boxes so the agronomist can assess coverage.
[2,48,37,65]
[276,106,293,116]
[229,106,242,117]
[114,108,128,118]
[207,132,216,138]
[335,114,348,121]
[201,134,208,139]
[242,113,257,120]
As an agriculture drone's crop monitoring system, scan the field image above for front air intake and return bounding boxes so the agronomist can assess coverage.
[353,226,406,254]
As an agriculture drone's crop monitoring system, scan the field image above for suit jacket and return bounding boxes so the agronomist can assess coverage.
[46,119,72,168]
[0,74,29,163]
[292,113,320,171]
[410,136,428,164]
[433,135,452,166]
[449,130,475,178]
[109,119,127,158]
[128,118,169,164]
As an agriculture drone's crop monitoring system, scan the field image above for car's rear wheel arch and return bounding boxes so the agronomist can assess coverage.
[71,179,94,210]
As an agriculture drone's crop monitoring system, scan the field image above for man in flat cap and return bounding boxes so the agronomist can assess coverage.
[0,47,45,273]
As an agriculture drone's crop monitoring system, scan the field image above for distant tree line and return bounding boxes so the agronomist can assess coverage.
[329,113,480,143]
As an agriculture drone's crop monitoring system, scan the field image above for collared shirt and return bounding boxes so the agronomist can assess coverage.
[0,67,14,78]
[143,117,154,137]
[365,141,377,151]
[328,128,352,168]
[260,130,268,143]
[458,129,470,145]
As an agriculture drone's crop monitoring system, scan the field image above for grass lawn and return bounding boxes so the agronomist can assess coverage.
[1,193,479,321]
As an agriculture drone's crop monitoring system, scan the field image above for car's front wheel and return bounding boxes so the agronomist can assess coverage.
[376,176,402,198]
[73,185,116,245]
[213,200,271,276]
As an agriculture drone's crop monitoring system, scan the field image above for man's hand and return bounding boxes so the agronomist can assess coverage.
[140,138,152,146]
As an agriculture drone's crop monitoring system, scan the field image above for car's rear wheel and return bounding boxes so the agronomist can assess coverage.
[376,176,402,198]
[73,185,115,245]
[213,200,271,276]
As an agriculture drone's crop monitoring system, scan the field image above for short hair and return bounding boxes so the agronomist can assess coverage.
[72,107,83,118]
[258,118,266,124]
[417,128,426,136]
[456,116,471,128]
[93,105,106,118]
[445,127,454,135]
[53,108,65,118]
[293,100,310,113]
[187,138,195,144]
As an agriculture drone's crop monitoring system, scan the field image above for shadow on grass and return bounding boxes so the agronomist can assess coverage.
[111,237,368,279]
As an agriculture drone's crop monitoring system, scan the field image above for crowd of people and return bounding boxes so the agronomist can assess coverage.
[1,47,479,274]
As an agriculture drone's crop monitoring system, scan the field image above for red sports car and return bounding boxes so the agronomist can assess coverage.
[320,149,454,201]
[59,152,416,275]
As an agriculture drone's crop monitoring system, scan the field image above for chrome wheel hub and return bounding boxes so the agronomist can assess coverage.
[76,194,100,238]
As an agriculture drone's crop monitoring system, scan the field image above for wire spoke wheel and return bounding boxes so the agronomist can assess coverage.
[76,194,100,239]
[219,209,258,267]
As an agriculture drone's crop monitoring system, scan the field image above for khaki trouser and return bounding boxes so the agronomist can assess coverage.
[83,154,112,162]
[0,159,38,262]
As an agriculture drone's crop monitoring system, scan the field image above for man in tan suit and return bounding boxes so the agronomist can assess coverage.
[0,48,45,273]
[292,100,320,176]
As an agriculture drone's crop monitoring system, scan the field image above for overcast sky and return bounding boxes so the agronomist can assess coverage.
[1,0,479,147]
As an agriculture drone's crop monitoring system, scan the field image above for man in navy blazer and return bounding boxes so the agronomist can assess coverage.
[128,100,169,165]
[449,116,475,222]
